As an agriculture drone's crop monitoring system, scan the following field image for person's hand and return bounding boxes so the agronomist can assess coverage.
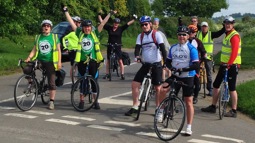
[98,9,103,15]
[57,63,62,70]
[133,14,138,20]
[63,6,68,12]
[110,10,117,15]
[25,57,31,62]
[135,57,141,63]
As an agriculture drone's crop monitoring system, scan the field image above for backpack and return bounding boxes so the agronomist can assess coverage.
[140,29,158,46]
[122,52,131,65]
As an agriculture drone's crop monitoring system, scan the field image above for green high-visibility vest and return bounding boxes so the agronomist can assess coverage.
[221,30,241,64]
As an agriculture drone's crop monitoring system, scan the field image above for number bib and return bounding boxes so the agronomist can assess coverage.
[39,41,52,55]
[82,38,93,53]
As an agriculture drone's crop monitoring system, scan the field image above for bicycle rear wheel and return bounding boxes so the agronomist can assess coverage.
[109,57,114,81]
[14,74,38,111]
[154,96,185,141]
[71,63,79,85]
[219,84,228,120]
[40,76,50,105]
[71,76,99,112]
[136,79,150,120]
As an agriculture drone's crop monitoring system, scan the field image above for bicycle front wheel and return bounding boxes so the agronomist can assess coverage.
[219,84,228,120]
[71,76,99,112]
[14,74,38,111]
[136,79,150,120]
[154,96,186,141]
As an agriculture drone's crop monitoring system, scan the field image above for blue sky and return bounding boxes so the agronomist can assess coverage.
[213,0,255,17]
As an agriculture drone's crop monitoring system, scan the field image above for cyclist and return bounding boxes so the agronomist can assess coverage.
[179,16,201,31]
[188,25,207,104]
[63,6,106,109]
[201,16,241,118]
[124,16,167,116]
[161,26,199,135]
[25,19,62,110]
[197,21,225,96]
[62,16,81,77]
[99,11,137,80]
[152,17,171,81]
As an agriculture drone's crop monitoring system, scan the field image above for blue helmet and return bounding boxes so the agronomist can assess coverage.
[139,16,151,23]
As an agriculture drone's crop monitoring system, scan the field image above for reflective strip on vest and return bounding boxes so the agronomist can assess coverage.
[220,30,241,64]
[32,34,59,71]
[75,31,103,63]
[197,31,214,60]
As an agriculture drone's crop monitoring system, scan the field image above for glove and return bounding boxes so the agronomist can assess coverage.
[133,14,138,20]
[110,10,115,15]
[63,6,68,12]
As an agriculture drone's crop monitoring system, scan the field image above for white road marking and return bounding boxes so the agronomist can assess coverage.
[98,91,132,106]
[27,110,54,115]
[188,139,219,143]
[87,125,125,132]
[45,118,80,125]
[104,121,140,127]
[0,106,16,110]
[136,132,157,138]
[62,115,95,121]
[5,113,37,119]
[0,97,14,103]
[202,134,245,143]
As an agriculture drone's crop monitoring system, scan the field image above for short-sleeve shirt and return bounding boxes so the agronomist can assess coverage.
[75,27,100,61]
[168,41,199,77]
[104,24,129,44]
[35,33,60,62]
[136,31,164,63]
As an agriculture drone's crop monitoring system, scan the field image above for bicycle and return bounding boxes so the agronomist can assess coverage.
[70,56,100,112]
[154,72,186,141]
[71,62,79,85]
[199,59,207,98]
[218,64,230,120]
[136,60,157,120]
[102,43,122,81]
[14,59,50,111]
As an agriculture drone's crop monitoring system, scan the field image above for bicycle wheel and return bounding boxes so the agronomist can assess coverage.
[203,71,207,98]
[71,63,79,85]
[71,76,99,112]
[109,57,114,81]
[114,60,120,77]
[154,96,186,141]
[219,84,228,120]
[144,85,154,111]
[40,76,50,105]
[14,74,38,111]
[136,79,150,120]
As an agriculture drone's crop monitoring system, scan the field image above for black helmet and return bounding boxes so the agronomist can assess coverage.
[177,26,190,34]
[81,19,92,27]
[55,69,66,87]
[114,18,120,23]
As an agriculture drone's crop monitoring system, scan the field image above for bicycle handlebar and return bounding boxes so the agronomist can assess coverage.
[18,59,38,69]
[163,70,187,88]
[101,43,123,47]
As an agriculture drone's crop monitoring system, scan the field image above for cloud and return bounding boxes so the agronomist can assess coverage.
[213,0,255,17]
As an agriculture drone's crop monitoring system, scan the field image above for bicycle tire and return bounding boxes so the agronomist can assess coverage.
[144,85,154,111]
[71,76,99,112]
[219,84,228,120]
[154,96,186,141]
[14,74,38,111]
[71,63,79,85]
[109,57,114,81]
[114,60,120,77]
[40,76,50,105]
[136,79,150,120]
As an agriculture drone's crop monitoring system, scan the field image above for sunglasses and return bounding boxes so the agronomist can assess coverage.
[141,23,149,27]
[42,24,51,28]
[192,20,197,22]
[178,33,187,36]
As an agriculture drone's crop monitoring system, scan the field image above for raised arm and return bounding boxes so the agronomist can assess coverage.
[63,6,77,31]
[97,10,117,33]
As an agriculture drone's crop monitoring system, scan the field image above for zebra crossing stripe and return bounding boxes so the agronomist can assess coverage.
[62,115,95,121]
[104,121,140,127]
[202,134,245,143]
[136,132,157,138]
[5,113,37,119]
[45,118,80,125]
[0,106,15,110]
[188,139,219,143]
[27,110,54,115]
[87,125,125,132]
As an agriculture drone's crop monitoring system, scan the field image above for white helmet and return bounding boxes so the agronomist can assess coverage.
[72,16,81,22]
[41,19,53,26]
[223,16,235,23]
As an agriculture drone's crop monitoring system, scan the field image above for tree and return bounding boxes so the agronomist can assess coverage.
[152,0,228,18]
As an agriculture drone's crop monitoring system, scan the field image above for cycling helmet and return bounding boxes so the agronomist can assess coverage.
[55,69,66,87]
[139,16,151,23]
[81,19,92,27]
[72,16,81,22]
[188,25,198,33]
[41,19,53,27]
[223,16,235,23]
[177,26,190,34]
[114,18,121,23]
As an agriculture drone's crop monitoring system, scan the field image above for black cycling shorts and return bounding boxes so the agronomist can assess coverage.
[174,76,194,97]
[107,45,122,60]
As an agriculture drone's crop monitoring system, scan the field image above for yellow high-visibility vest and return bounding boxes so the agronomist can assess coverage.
[197,31,214,60]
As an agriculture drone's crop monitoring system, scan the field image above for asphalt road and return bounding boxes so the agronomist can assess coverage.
[1,38,255,143]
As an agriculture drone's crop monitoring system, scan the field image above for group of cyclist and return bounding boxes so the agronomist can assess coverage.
[24,4,241,136]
